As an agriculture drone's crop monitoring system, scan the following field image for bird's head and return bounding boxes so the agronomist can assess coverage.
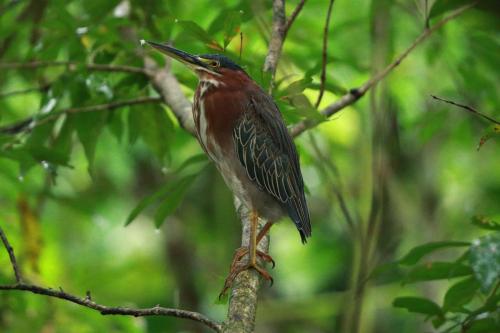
[145,41,248,85]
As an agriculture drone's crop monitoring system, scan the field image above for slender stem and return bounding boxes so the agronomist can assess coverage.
[0,226,22,283]
[284,0,307,36]
[0,61,148,75]
[290,2,477,137]
[314,0,335,108]
[431,95,500,125]
[0,96,161,134]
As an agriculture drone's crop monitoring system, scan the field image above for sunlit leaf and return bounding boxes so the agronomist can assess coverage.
[222,10,242,49]
[177,20,223,50]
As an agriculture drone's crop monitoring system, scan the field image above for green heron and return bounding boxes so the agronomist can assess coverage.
[146,41,311,295]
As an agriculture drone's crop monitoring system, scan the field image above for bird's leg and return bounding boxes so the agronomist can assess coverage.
[219,212,274,298]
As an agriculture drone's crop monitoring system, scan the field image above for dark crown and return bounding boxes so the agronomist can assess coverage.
[198,54,244,71]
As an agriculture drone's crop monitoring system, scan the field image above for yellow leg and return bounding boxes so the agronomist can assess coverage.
[219,212,274,298]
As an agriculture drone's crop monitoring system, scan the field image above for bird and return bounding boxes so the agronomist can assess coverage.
[145,41,311,296]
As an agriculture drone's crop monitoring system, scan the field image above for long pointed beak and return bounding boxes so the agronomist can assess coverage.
[144,41,207,70]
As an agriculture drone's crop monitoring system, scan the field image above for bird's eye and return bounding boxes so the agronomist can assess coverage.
[210,60,220,68]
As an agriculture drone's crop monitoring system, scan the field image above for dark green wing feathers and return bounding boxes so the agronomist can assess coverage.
[233,92,311,243]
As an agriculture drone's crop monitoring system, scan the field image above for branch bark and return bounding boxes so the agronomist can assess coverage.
[290,2,477,138]
[0,226,221,332]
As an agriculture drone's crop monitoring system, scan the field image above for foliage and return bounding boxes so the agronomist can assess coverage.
[389,216,500,332]
[0,0,499,332]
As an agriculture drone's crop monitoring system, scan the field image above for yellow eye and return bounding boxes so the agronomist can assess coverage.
[210,60,220,67]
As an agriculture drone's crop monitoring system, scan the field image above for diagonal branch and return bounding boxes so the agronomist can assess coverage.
[0,61,148,75]
[314,0,335,108]
[284,0,307,37]
[0,96,162,134]
[290,2,477,137]
[263,0,286,82]
[431,95,500,125]
[0,226,222,332]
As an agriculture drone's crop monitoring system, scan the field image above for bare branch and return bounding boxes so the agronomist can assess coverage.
[0,226,22,283]
[314,0,335,108]
[0,96,162,134]
[290,2,477,137]
[0,61,148,75]
[263,0,286,82]
[0,226,221,332]
[431,95,500,125]
[284,0,307,36]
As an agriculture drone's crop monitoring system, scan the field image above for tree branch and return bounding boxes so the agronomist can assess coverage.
[0,61,148,75]
[290,2,477,137]
[431,95,500,125]
[143,57,195,135]
[0,96,161,134]
[263,0,286,83]
[314,0,335,108]
[0,226,222,332]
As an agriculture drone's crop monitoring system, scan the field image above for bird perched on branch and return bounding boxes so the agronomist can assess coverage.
[145,41,311,296]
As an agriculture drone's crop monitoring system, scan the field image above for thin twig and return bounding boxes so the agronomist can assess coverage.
[0,96,162,134]
[0,226,221,332]
[431,95,500,125]
[314,0,335,108]
[290,2,477,137]
[0,61,148,75]
[284,0,307,37]
[0,226,22,283]
[0,84,50,99]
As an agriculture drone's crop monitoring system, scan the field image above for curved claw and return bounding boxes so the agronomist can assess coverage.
[218,247,276,298]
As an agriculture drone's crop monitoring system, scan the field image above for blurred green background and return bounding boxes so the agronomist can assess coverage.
[0,0,499,332]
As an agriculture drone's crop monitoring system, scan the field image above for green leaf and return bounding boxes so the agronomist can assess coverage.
[128,105,173,162]
[177,20,223,50]
[222,10,242,49]
[74,111,108,174]
[393,296,443,316]
[125,156,208,226]
[154,174,199,227]
[470,233,500,293]
[471,215,500,231]
[399,241,470,266]
[443,277,479,312]
[467,318,500,333]
[405,262,473,284]
[277,78,313,98]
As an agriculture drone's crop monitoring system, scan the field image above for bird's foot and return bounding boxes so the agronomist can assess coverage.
[218,247,274,299]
